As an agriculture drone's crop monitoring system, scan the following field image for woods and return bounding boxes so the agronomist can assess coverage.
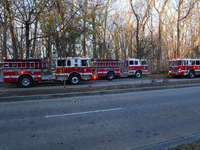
[0,0,200,72]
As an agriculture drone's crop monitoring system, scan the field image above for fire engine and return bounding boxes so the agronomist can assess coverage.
[92,58,149,80]
[167,58,200,78]
[0,57,92,87]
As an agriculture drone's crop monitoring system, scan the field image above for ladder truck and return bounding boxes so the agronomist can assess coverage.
[0,57,92,87]
[92,58,149,80]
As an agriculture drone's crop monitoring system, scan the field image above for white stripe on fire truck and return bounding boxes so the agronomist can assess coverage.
[3,69,41,72]
[56,73,70,76]
[4,75,41,78]
[98,70,120,73]
[80,73,92,75]
[56,73,92,76]
[97,71,120,74]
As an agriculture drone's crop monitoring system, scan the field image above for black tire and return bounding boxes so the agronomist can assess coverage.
[19,76,32,87]
[188,71,195,78]
[107,71,115,80]
[69,74,80,85]
[135,71,142,78]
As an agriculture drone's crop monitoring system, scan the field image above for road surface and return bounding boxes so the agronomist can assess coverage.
[1,86,200,150]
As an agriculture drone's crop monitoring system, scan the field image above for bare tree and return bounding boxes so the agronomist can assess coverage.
[154,0,168,72]
[129,0,152,59]
[13,0,48,58]
[4,0,18,59]
[0,2,7,58]
[176,0,197,58]
[196,2,200,58]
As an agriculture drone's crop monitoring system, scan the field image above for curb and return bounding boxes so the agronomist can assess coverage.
[138,132,200,150]
[1,83,200,102]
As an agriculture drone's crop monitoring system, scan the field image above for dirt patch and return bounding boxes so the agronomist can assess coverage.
[1,79,200,97]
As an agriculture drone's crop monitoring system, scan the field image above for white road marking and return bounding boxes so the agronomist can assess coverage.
[45,108,122,118]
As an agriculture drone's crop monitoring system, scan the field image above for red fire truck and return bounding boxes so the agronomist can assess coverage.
[167,58,200,78]
[92,58,149,80]
[0,57,92,87]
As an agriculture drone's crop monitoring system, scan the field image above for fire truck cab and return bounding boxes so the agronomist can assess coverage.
[167,58,200,78]
[54,57,92,85]
[120,58,149,78]
[0,57,92,87]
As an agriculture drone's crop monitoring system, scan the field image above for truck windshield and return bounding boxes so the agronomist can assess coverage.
[169,61,175,66]
[141,61,147,65]
[169,60,181,66]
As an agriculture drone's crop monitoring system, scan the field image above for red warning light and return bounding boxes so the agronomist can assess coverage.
[20,71,24,74]
[3,57,6,59]
[93,76,97,80]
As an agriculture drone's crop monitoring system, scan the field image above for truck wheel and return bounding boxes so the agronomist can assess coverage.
[69,74,80,85]
[135,71,142,78]
[19,76,32,87]
[188,71,195,78]
[107,72,115,80]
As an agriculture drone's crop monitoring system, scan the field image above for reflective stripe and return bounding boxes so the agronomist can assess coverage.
[56,73,92,76]
[2,69,41,72]
[56,73,70,76]
[98,71,120,74]
[4,75,41,78]
[80,73,93,75]
[4,76,18,79]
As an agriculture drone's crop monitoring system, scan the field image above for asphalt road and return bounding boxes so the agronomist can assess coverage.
[1,86,200,150]
[1,77,200,92]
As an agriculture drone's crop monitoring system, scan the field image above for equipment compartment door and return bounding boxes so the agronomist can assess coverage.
[0,68,3,82]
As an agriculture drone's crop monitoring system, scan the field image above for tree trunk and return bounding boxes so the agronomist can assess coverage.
[191,33,195,58]
[5,0,18,59]
[47,36,51,58]
[157,16,162,72]
[129,31,133,57]
[31,19,38,58]
[135,16,140,58]
[184,26,188,57]
[25,22,30,58]
[82,0,88,56]
[92,7,97,58]
[3,5,7,58]
[83,23,86,56]
[177,2,181,58]
[196,18,200,58]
